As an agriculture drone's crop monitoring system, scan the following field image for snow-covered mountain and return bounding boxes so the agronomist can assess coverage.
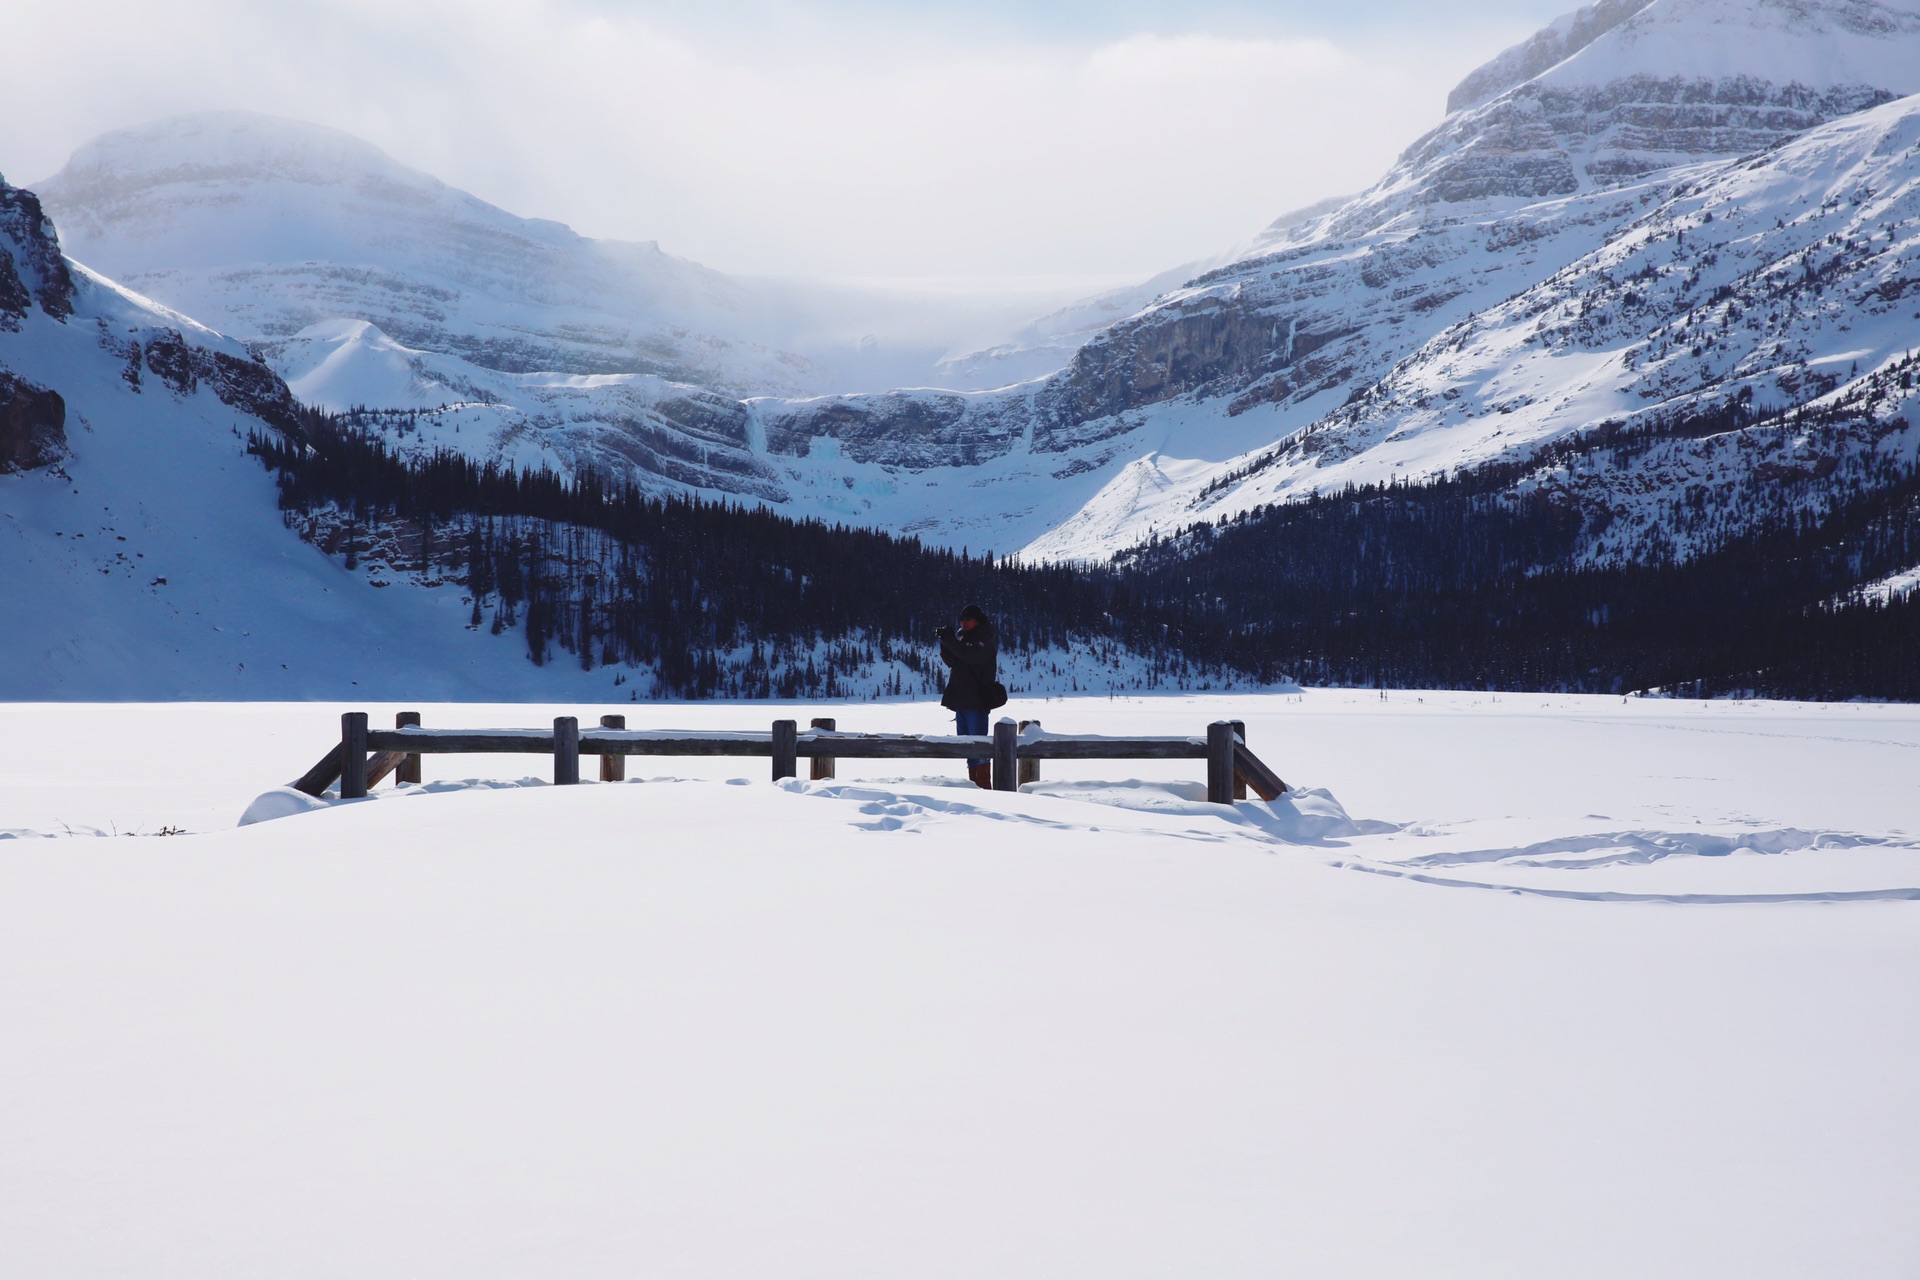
[1032,83,1920,559]
[0,177,1215,698]
[0,173,690,698]
[34,113,833,397]
[22,0,1920,573]
[755,0,1920,560]
[31,112,1151,543]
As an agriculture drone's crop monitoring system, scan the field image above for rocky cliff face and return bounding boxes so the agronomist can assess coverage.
[133,327,307,434]
[0,371,65,471]
[0,183,74,326]
[762,388,1032,467]
[0,181,75,472]
[1378,76,1895,212]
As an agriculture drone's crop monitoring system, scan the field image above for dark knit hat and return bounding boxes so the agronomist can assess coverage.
[959,603,988,624]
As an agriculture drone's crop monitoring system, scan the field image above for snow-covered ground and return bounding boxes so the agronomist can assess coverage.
[3,690,1917,1277]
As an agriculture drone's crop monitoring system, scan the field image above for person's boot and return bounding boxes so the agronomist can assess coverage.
[968,762,992,789]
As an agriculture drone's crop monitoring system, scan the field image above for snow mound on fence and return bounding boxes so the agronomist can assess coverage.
[238,787,332,826]
[239,775,556,824]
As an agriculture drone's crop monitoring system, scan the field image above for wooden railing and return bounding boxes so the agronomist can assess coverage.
[293,712,1289,806]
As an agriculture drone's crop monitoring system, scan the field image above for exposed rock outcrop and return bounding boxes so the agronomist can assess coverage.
[761,388,1031,469]
[0,183,75,325]
[1388,76,1894,210]
[138,327,307,435]
[0,370,67,471]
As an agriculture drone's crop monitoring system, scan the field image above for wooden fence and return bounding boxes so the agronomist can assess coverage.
[292,713,1289,806]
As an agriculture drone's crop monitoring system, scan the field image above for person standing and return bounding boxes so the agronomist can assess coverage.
[937,603,1002,788]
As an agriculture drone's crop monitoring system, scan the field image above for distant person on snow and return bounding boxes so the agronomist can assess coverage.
[937,603,1004,789]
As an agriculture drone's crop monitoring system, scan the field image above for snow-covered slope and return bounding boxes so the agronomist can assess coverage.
[0,175,706,699]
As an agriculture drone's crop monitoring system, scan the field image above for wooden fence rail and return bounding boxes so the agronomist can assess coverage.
[294,712,1289,806]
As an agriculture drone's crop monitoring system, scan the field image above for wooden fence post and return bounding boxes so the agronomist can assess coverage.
[772,719,798,781]
[554,716,580,786]
[396,711,422,785]
[600,714,626,782]
[1230,719,1247,801]
[340,712,369,799]
[992,719,1019,792]
[1018,720,1041,785]
[1206,721,1236,806]
[810,717,836,780]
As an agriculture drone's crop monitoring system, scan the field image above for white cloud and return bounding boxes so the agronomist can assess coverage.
[0,0,1526,280]
[1080,31,1352,84]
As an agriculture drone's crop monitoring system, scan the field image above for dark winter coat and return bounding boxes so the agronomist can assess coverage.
[938,621,1000,711]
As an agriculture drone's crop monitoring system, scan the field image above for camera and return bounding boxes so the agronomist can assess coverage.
[935,624,954,641]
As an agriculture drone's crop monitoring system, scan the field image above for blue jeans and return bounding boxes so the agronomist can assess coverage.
[954,708,988,767]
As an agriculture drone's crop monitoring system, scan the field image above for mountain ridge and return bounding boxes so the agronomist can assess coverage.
[16,0,1920,585]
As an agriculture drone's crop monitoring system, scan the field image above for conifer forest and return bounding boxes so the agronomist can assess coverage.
[249,395,1920,702]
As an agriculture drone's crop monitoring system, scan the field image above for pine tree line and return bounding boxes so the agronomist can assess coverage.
[249,399,1920,700]
[247,412,1237,697]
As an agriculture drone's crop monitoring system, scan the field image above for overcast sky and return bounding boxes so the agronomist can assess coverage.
[2,0,1555,282]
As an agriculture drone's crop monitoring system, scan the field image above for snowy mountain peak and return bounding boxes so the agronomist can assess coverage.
[35,110,593,278]
[1313,0,1920,233]
[1526,0,1920,89]
[1452,0,1920,118]
[1446,0,1658,113]
[45,111,433,206]
[30,112,835,399]
[275,319,454,411]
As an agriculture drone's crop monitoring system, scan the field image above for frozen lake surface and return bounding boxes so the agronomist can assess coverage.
[2,691,1917,1277]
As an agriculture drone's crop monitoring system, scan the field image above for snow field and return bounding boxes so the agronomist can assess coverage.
[2,692,1919,1277]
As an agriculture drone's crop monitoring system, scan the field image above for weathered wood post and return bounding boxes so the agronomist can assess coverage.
[992,718,1019,792]
[810,717,836,780]
[600,714,626,782]
[396,711,422,785]
[340,712,369,800]
[1230,719,1247,801]
[772,719,798,781]
[1207,721,1236,806]
[1018,720,1041,785]
[554,716,581,786]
